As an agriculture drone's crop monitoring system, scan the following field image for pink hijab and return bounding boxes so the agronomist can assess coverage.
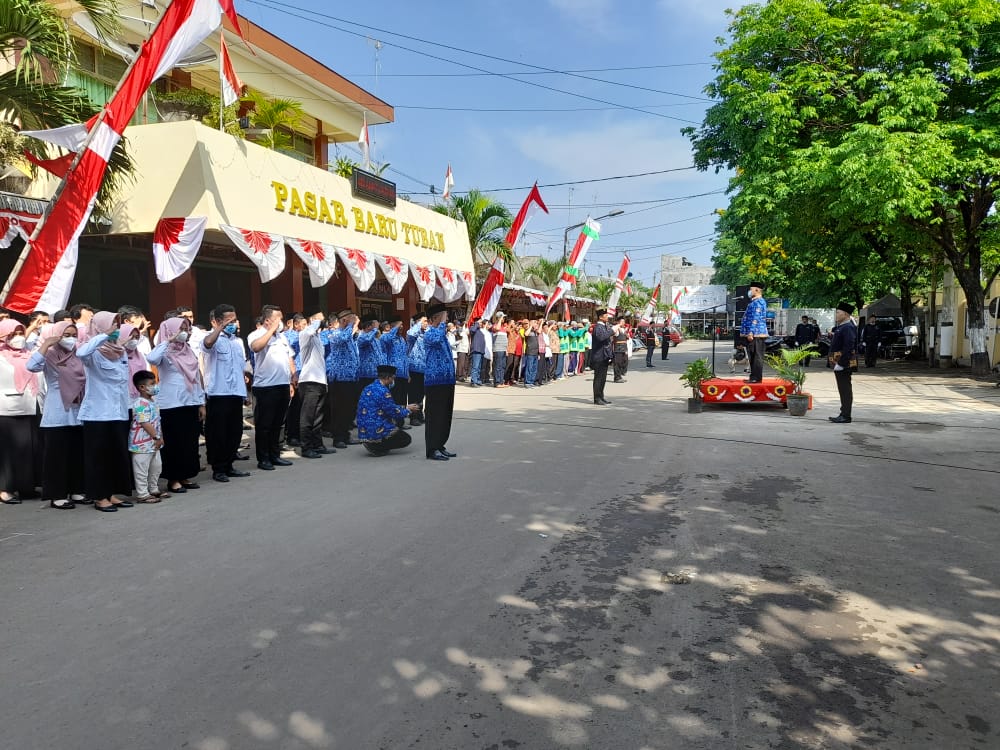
[120,323,149,398]
[158,317,200,391]
[42,321,86,409]
[0,319,37,395]
[89,311,125,361]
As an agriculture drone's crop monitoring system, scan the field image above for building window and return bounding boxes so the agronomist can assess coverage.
[69,42,159,124]
[277,127,314,165]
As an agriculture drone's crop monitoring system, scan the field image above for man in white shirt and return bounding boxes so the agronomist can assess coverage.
[247,304,296,471]
[201,303,251,483]
[297,312,334,459]
[456,321,470,382]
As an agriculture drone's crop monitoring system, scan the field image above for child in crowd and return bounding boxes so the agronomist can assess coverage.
[129,370,169,503]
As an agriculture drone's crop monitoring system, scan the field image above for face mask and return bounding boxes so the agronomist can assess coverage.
[106,330,120,342]
[747,290,754,298]
[223,323,238,336]
[147,384,160,397]
[59,337,77,350]
[175,331,190,343]
[7,335,26,350]
[125,339,140,351]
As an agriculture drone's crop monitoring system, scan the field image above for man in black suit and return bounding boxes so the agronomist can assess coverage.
[591,309,614,405]
[795,315,815,365]
[828,302,858,424]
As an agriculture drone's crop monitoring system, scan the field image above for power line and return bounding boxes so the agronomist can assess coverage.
[336,63,713,78]
[408,167,699,195]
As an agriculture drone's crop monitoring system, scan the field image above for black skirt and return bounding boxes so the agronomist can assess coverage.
[41,425,85,500]
[159,405,202,481]
[0,414,40,495]
[83,420,131,501]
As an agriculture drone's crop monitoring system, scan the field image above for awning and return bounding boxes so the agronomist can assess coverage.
[502,282,599,307]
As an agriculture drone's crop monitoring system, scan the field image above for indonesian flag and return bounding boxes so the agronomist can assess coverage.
[287,237,337,287]
[467,183,548,322]
[221,224,285,282]
[375,254,408,293]
[640,284,661,325]
[153,216,207,282]
[358,113,371,171]
[16,122,90,152]
[219,32,244,106]
[22,150,75,179]
[1,0,227,313]
[563,299,571,323]
[433,265,463,303]
[411,264,436,302]
[468,257,503,322]
[460,269,475,301]
[672,286,689,306]
[336,246,376,291]
[442,164,454,200]
[544,217,601,316]
[606,255,631,316]
[0,211,40,250]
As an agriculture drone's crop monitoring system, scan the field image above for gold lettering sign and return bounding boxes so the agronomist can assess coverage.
[270,180,445,252]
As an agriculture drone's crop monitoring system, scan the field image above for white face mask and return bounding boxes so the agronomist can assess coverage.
[125,339,140,351]
[175,331,190,343]
[59,337,77,350]
[7,335,26,350]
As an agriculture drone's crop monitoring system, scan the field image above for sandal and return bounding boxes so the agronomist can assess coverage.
[134,495,162,504]
[151,491,172,499]
[180,481,200,490]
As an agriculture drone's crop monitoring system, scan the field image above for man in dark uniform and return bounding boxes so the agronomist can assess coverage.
[828,302,858,424]
[661,325,671,361]
[422,303,457,461]
[612,317,629,382]
[795,315,815,366]
[644,325,657,367]
[861,315,881,368]
[591,309,614,406]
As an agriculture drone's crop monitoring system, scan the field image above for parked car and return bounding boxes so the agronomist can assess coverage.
[661,325,683,345]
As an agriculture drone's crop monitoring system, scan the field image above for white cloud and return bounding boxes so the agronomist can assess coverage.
[657,0,752,24]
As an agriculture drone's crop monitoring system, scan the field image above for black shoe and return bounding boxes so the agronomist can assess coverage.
[828,415,852,424]
[427,450,449,461]
[647,364,655,368]
[317,447,337,455]
[440,449,457,458]
[334,441,348,450]
[235,453,250,461]
[1,494,21,504]
[94,503,117,512]
[301,450,323,459]
[168,485,187,494]
[111,499,134,508]
[181,481,200,490]
[49,499,76,509]
[212,472,230,483]
[271,457,293,467]
[257,461,275,471]
[286,438,302,447]
[226,469,251,477]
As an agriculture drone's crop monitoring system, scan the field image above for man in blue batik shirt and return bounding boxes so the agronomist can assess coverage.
[422,303,457,461]
[382,316,411,413]
[739,281,769,383]
[356,315,385,390]
[357,365,417,456]
[324,309,360,449]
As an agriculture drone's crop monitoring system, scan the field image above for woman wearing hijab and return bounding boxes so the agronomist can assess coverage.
[146,316,205,493]
[26,322,86,508]
[120,323,149,400]
[0,319,43,504]
[76,311,133,512]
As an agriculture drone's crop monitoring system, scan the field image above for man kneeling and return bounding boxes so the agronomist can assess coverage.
[357,365,420,456]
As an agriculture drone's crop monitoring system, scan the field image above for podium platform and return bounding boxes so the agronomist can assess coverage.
[699,377,812,409]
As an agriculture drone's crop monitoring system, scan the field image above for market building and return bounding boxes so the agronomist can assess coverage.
[1,3,474,325]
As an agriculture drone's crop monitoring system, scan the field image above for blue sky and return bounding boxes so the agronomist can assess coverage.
[237,0,748,285]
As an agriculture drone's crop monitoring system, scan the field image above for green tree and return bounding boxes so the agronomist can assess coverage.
[244,90,305,152]
[523,257,564,288]
[686,0,1000,373]
[433,188,513,265]
[581,277,616,304]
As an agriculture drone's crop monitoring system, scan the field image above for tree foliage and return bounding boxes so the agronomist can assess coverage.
[433,189,513,265]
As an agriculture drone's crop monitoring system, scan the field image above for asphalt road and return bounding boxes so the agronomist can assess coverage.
[2,341,998,750]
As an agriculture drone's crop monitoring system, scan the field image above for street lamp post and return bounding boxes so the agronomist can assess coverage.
[562,209,625,265]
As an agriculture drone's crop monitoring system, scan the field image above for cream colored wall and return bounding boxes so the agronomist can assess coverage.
[940,268,1000,366]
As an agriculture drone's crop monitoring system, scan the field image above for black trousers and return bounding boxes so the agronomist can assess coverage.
[646,344,654,366]
[82,420,131,501]
[424,384,454,457]
[864,341,878,367]
[329,380,359,443]
[285,388,302,441]
[748,337,766,382]
[365,429,412,454]
[613,351,628,380]
[297,381,327,451]
[358,377,375,391]
[456,352,469,380]
[835,368,853,418]
[206,395,244,473]
[252,385,290,462]
[391,376,409,407]
[661,340,670,360]
[160,405,201,482]
[505,354,521,384]
[592,359,610,402]
[0,414,40,495]
[408,371,425,406]
[41,425,84,500]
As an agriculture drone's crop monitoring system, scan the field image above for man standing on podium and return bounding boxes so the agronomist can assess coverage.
[740,281,769,383]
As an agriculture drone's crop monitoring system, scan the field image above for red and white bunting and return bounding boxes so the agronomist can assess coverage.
[460,270,476,301]
[375,254,409,294]
[433,266,463,303]
[221,224,285,282]
[411,264,436,301]
[334,246,376,291]
[0,211,40,250]
[153,216,207,282]
[529,292,547,307]
[287,238,337,287]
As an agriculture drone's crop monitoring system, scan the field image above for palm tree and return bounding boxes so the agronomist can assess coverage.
[522,257,564,288]
[581,277,616,304]
[433,188,513,265]
[244,90,305,152]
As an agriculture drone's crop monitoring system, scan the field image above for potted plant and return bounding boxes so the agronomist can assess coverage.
[679,357,714,413]
[765,346,816,416]
[155,87,217,121]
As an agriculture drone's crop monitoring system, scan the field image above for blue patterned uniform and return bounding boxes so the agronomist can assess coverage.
[356,380,409,442]
[740,297,769,336]
[357,328,386,379]
[284,329,301,371]
[407,322,427,374]
[323,327,358,382]
[382,329,410,379]
[423,321,456,387]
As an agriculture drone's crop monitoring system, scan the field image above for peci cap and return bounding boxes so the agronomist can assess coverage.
[749,281,766,291]
[595,309,608,317]
[836,302,855,315]
[377,365,397,377]
[360,316,378,327]
[336,309,355,320]
[387,315,403,324]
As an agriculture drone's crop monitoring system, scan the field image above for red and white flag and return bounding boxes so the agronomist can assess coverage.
[0,211,40,250]
[221,224,285,282]
[545,217,600,316]
[219,32,244,106]
[2,0,227,313]
[336,246,376,291]
[411,264,436,301]
[358,113,371,171]
[563,299,571,323]
[460,270,475,301]
[22,150,75,179]
[287,238,337,287]
[375,254,408,294]
[468,257,503,323]
[506,182,548,251]
[640,283,661,325]
[433,265,463,303]
[442,164,454,200]
[606,255,631,316]
[153,216,207,282]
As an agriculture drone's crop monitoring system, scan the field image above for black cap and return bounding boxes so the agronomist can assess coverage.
[595,309,608,317]
[377,365,397,377]
[387,314,403,324]
[426,302,447,317]
[749,281,766,290]
[336,309,355,320]
[837,302,855,314]
[360,316,378,327]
